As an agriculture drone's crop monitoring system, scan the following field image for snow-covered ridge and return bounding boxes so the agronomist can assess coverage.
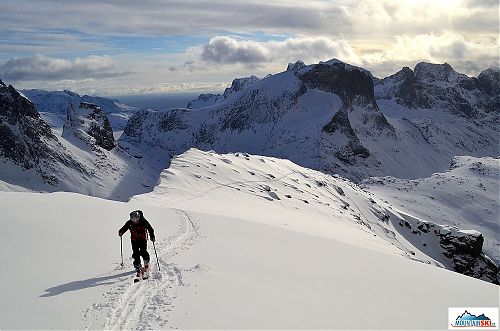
[22,89,138,131]
[362,155,499,281]
[133,148,498,283]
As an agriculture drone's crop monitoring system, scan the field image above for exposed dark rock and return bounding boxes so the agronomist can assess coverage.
[0,82,56,170]
[287,60,306,72]
[187,93,219,109]
[375,62,499,118]
[223,75,260,98]
[416,221,498,284]
[322,110,370,163]
[158,109,189,132]
[299,62,377,108]
[65,102,116,151]
[0,79,86,183]
[123,109,149,139]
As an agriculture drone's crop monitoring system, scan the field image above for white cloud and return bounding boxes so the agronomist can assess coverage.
[199,36,361,67]
[361,32,499,77]
[0,54,132,81]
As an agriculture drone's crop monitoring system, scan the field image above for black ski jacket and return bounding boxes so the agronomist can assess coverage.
[119,211,155,241]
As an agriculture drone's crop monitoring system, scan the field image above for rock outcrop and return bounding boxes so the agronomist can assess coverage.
[398,219,499,284]
[64,102,116,151]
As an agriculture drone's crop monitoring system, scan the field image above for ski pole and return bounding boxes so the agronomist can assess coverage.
[120,236,124,267]
[152,241,160,271]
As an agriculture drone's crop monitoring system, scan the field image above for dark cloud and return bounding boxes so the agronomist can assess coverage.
[464,0,499,8]
[0,0,349,38]
[0,54,132,81]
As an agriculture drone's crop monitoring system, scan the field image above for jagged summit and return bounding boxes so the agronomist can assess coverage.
[286,60,306,72]
[413,62,466,83]
[223,75,260,97]
[126,58,499,183]
[63,102,116,151]
[375,61,500,118]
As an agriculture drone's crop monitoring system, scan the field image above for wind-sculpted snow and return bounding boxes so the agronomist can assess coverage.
[132,148,498,284]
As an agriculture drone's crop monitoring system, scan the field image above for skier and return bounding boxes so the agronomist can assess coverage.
[119,210,156,280]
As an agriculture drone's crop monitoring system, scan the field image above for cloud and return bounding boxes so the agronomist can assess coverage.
[199,36,361,66]
[0,54,132,81]
[361,32,499,77]
[0,0,349,39]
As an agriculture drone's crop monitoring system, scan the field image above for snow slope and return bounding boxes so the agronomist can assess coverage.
[362,156,500,265]
[0,149,498,329]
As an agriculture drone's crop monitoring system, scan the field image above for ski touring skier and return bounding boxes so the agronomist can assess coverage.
[119,210,156,281]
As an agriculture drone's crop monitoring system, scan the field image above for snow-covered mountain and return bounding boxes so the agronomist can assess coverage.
[120,59,499,182]
[375,62,499,117]
[22,89,138,131]
[0,149,497,329]
[0,80,160,200]
[0,78,87,188]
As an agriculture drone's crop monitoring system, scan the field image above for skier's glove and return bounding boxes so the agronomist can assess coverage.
[118,230,123,236]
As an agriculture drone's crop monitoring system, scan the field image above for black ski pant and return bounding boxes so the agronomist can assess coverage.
[131,239,150,270]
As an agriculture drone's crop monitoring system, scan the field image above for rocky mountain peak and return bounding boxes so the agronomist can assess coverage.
[63,90,80,98]
[64,102,116,151]
[1,81,41,120]
[298,61,377,108]
[0,79,6,88]
[223,75,260,98]
[287,60,306,72]
[477,67,500,95]
[414,62,463,83]
[0,78,84,182]
[376,62,498,117]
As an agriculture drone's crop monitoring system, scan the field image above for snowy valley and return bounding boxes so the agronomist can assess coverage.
[0,59,498,329]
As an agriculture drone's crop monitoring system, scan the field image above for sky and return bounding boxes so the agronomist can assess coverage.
[0,0,498,96]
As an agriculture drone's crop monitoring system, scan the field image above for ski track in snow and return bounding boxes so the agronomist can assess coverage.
[84,209,197,330]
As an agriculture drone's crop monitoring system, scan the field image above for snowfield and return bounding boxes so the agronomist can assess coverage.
[362,156,500,265]
[0,149,498,330]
